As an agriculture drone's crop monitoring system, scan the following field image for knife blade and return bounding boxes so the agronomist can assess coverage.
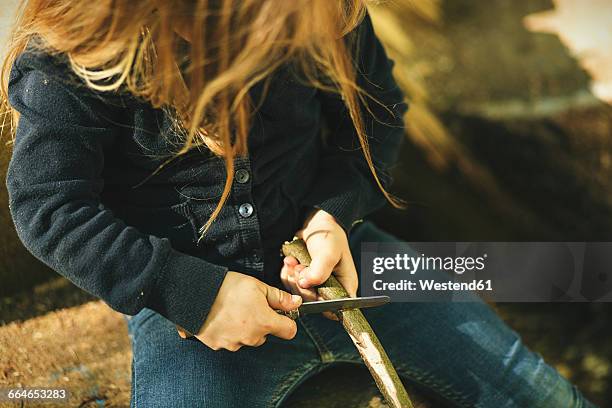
[279,295,390,319]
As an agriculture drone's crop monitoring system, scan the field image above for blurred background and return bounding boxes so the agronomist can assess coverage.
[1,0,611,406]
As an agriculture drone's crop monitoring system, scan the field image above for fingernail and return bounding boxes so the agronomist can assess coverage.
[299,277,307,287]
[291,295,302,304]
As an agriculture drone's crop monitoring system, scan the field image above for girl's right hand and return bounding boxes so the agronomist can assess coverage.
[195,271,302,351]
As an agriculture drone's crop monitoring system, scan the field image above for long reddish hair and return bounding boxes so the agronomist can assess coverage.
[1,0,402,236]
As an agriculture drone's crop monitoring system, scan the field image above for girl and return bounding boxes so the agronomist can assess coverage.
[1,1,594,407]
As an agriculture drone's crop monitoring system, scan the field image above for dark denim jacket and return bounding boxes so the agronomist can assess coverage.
[6,14,407,334]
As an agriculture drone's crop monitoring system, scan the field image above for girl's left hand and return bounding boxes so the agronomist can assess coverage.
[280,209,358,309]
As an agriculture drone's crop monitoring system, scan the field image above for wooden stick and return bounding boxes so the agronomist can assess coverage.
[282,238,414,408]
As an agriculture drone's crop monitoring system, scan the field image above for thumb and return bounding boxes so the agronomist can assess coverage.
[265,285,302,312]
[299,254,336,288]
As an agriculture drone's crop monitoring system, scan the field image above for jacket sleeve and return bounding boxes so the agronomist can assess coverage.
[6,56,227,335]
[303,12,408,231]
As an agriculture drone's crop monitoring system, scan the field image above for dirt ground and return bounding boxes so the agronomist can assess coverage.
[0,301,131,408]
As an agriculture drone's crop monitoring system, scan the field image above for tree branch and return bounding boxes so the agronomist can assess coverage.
[282,238,414,408]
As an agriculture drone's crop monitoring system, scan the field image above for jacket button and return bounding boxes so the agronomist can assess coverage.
[239,203,254,218]
[235,169,250,184]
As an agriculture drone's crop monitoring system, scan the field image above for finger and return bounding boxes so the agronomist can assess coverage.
[334,250,358,297]
[241,336,267,347]
[281,264,303,295]
[197,335,221,351]
[224,343,242,352]
[296,291,318,302]
[283,264,318,301]
[287,280,318,301]
[281,268,300,295]
[283,272,317,301]
[265,284,302,311]
[265,311,298,340]
[298,255,337,288]
[294,263,307,274]
[283,256,299,267]
[280,261,304,284]
[280,264,293,293]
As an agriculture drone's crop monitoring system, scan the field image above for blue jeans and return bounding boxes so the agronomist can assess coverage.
[127,222,595,407]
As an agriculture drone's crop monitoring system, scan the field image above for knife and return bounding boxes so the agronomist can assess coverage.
[277,295,390,320]
[177,295,390,339]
